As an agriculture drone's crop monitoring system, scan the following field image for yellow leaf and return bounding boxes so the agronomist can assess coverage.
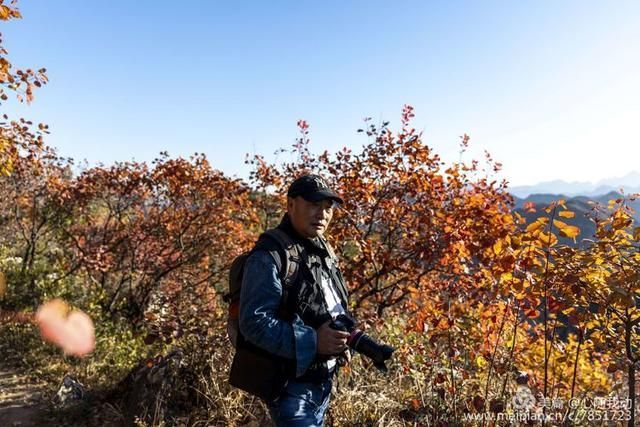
[538,231,558,247]
[633,227,640,241]
[558,225,580,239]
[500,272,513,282]
[476,355,487,368]
[526,218,548,233]
[558,210,575,218]
[552,219,569,229]
[493,240,502,255]
[514,292,527,300]
[553,219,580,238]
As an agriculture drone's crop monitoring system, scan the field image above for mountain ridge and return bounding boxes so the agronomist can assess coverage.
[509,171,640,198]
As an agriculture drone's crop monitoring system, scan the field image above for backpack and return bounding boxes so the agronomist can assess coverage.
[226,228,343,401]
[224,228,302,348]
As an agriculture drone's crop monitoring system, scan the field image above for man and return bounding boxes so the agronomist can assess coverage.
[238,174,351,426]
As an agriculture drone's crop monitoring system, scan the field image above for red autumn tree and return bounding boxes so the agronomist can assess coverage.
[50,153,258,325]
[248,106,515,319]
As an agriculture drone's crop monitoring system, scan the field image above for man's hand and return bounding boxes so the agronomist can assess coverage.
[316,320,349,355]
[337,349,351,367]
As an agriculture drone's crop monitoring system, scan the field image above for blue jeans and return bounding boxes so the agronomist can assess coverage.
[267,377,333,427]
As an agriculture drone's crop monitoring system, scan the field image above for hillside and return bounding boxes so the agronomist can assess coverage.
[511,191,640,247]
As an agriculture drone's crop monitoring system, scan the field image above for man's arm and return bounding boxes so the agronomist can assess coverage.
[238,250,317,377]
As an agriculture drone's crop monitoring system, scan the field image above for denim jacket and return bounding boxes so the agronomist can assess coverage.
[238,250,317,378]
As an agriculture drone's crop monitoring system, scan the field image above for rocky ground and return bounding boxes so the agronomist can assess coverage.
[0,363,48,427]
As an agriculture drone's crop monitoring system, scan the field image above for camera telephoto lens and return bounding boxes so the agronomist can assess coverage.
[329,314,395,372]
[349,330,395,372]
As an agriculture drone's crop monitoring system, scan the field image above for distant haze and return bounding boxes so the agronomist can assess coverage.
[509,171,640,198]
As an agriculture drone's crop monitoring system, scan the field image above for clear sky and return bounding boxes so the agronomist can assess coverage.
[2,0,639,186]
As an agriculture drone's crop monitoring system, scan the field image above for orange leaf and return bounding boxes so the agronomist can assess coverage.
[0,6,11,20]
[523,201,536,213]
[524,308,540,319]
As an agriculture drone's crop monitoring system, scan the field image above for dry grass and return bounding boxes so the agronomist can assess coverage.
[186,335,429,427]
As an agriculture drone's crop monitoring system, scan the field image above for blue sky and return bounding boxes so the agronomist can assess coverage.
[3,0,639,186]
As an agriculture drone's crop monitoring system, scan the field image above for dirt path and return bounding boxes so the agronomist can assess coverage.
[0,365,48,427]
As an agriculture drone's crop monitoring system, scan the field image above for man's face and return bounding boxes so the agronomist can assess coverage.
[287,196,335,238]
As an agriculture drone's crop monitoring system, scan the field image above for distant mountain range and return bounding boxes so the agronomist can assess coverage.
[509,171,640,198]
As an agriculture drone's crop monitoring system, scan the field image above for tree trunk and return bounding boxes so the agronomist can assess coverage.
[628,361,635,427]
[625,319,636,427]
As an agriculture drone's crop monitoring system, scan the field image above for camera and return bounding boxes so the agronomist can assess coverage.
[329,313,394,372]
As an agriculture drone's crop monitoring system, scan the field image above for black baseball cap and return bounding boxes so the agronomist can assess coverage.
[287,174,344,204]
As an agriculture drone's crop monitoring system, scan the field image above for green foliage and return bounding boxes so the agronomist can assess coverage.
[0,313,155,389]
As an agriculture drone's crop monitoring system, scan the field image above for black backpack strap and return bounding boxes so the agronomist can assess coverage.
[260,229,304,318]
[263,228,301,282]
